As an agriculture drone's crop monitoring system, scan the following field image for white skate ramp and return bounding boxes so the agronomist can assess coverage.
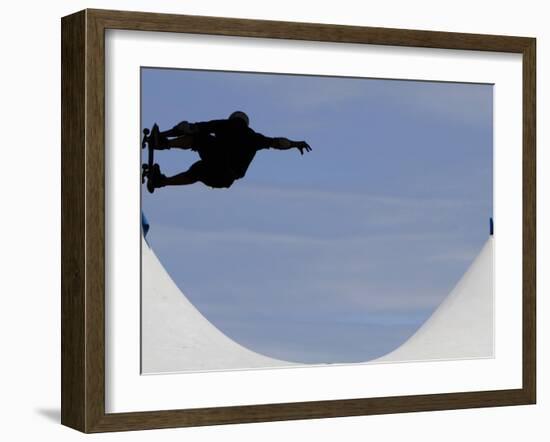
[375,237,494,362]
[141,238,296,373]
[142,232,494,373]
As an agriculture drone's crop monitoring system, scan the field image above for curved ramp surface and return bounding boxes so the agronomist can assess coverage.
[141,238,296,373]
[142,236,494,373]
[375,238,494,363]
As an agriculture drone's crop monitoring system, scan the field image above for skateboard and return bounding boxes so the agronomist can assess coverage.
[141,123,159,194]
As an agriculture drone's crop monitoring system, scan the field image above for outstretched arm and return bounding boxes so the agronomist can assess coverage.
[268,137,312,155]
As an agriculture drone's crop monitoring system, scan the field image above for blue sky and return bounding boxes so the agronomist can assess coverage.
[141,68,493,364]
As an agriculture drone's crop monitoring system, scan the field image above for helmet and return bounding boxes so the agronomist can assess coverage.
[229,111,249,126]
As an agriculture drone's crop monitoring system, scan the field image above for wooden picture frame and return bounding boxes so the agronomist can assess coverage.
[61,8,536,433]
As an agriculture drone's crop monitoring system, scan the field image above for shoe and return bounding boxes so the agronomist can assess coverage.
[151,124,171,149]
[147,163,166,193]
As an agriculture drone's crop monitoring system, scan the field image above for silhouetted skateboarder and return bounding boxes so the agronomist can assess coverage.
[143,111,311,190]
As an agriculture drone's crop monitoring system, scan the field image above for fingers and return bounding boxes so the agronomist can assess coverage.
[296,141,311,155]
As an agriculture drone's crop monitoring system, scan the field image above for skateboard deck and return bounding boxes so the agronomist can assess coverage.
[141,124,159,194]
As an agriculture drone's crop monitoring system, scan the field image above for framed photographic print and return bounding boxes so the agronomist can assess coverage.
[61,9,536,433]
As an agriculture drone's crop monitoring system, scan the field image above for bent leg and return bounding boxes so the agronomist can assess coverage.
[157,161,205,187]
[162,166,201,186]
[156,134,196,150]
[154,160,235,189]
[156,133,218,152]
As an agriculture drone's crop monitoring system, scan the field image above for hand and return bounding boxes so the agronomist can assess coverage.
[296,141,312,155]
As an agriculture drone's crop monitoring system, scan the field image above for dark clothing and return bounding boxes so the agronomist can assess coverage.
[188,159,236,189]
[182,118,274,187]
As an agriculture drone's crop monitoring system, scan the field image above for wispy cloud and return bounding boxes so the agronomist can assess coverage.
[148,219,474,315]
[226,73,493,129]
[151,224,462,249]
[235,183,487,209]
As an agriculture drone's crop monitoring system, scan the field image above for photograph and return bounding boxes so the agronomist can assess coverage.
[139,67,494,374]
[58,6,536,433]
